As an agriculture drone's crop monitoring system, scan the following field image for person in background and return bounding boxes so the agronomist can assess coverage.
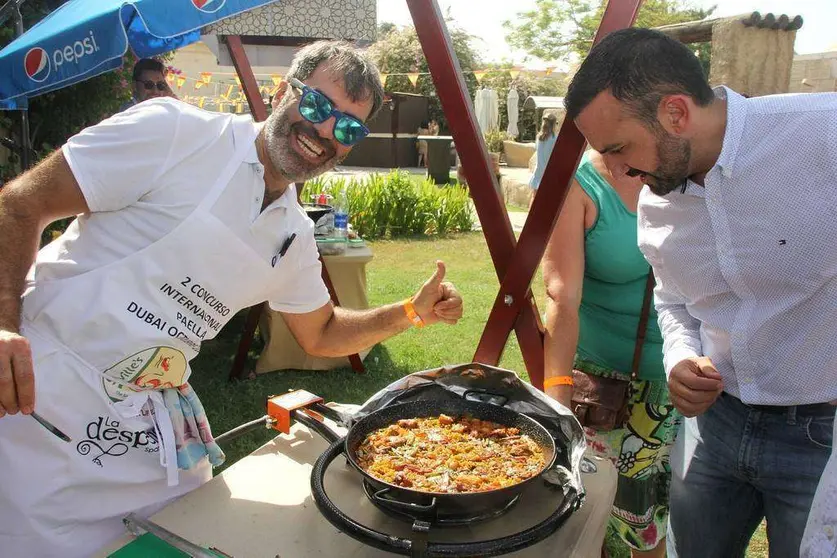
[528,113,557,207]
[564,27,836,557]
[542,149,678,557]
[416,120,430,167]
[118,58,176,112]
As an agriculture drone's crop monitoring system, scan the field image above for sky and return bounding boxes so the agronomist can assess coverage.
[377,0,837,67]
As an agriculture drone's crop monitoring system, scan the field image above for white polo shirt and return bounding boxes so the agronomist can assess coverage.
[37,98,329,314]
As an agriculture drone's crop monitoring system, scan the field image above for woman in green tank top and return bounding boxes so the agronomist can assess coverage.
[542,149,680,557]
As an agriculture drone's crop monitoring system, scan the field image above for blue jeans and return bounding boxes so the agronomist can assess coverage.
[668,392,834,558]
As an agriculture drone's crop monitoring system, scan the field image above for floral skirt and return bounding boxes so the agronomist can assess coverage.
[575,357,682,551]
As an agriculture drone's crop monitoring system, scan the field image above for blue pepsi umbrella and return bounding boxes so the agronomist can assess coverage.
[0,0,280,108]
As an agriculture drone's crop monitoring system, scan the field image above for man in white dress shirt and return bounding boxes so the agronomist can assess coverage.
[563,28,837,557]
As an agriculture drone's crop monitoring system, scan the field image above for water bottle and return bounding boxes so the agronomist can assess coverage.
[333,187,349,239]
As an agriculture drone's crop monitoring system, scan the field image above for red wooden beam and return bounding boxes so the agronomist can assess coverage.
[472,0,644,389]
[407,0,547,376]
[226,35,269,122]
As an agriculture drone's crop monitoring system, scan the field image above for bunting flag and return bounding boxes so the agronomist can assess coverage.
[200,72,213,85]
[407,73,420,88]
[198,97,206,108]
[176,75,187,89]
[509,69,521,80]
[194,81,204,90]
[544,67,554,76]
[473,71,486,84]
[165,74,175,84]
[271,74,283,86]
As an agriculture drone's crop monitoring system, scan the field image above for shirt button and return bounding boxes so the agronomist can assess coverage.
[825,525,834,540]
[741,377,753,384]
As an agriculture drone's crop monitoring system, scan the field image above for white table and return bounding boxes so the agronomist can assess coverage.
[101,415,617,557]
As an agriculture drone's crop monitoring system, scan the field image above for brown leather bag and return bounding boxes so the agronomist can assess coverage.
[571,271,655,431]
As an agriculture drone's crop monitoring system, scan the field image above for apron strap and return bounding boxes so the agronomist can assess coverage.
[197,118,263,211]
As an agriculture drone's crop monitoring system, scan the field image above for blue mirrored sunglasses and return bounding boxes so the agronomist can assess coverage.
[287,77,370,147]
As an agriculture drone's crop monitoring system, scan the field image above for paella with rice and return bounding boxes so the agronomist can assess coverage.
[355,413,546,494]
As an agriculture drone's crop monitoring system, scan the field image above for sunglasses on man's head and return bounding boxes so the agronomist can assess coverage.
[137,80,168,92]
[287,77,369,147]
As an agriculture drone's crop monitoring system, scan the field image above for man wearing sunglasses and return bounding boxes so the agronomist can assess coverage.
[0,41,463,557]
[118,57,176,113]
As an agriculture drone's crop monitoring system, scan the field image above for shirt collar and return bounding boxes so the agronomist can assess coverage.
[243,121,264,164]
[244,121,296,212]
[712,86,747,179]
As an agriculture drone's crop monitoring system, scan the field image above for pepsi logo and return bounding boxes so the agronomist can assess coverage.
[24,47,50,82]
[191,0,226,13]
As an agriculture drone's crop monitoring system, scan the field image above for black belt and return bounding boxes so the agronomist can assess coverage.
[722,392,835,417]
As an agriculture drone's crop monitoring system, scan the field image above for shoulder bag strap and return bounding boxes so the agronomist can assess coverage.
[630,270,656,381]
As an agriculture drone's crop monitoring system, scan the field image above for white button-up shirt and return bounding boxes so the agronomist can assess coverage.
[637,87,837,406]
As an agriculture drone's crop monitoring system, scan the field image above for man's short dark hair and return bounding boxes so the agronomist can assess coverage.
[564,28,714,126]
[132,58,165,81]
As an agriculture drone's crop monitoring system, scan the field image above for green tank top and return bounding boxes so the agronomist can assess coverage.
[575,153,665,381]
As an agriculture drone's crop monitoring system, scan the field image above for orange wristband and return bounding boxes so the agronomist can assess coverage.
[402,298,425,328]
[543,376,573,389]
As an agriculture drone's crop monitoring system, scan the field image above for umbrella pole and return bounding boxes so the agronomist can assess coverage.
[12,0,31,170]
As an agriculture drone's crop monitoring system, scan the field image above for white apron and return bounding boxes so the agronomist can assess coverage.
[0,119,296,558]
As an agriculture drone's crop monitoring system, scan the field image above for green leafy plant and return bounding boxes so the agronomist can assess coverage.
[483,129,512,154]
[301,171,473,239]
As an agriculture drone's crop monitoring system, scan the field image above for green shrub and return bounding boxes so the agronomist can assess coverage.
[300,171,473,239]
[483,129,511,154]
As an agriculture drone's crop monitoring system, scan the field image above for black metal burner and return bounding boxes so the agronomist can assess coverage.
[362,478,522,527]
[311,438,581,558]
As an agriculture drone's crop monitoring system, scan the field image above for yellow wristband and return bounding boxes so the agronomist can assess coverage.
[543,376,573,389]
[402,298,425,328]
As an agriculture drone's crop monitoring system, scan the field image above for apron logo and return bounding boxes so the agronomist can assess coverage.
[77,416,159,467]
[102,347,188,402]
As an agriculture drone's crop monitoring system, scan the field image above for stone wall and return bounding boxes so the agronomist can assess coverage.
[503,140,535,168]
[709,18,797,96]
[205,0,376,42]
[789,51,837,93]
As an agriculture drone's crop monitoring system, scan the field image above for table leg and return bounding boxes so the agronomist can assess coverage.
[319,254,366,374]
[229,304,262,381]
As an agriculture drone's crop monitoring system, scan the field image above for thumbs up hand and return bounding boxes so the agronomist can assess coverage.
[412,261,463,326]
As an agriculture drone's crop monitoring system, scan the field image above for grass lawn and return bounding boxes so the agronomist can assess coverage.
[506,202,530,213]
[190,231,768,557]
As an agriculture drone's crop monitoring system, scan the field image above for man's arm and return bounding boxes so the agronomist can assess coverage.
[541,181,588,408]
[654,279,703,378]
[281,261,463,357]
[649,256,723,416]
[0,151,89,416]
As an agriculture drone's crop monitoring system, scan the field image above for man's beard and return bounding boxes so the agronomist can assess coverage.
[262,100,344,183]
[628,129,691,196]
